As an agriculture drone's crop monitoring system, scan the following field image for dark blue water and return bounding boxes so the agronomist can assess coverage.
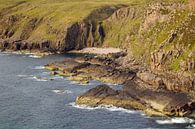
[0,52,194,129]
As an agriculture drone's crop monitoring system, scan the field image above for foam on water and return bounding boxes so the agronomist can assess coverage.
[186,124,195,129]
[143,128,160,129]
[33,66,45,70]
[156,117,195,125]
[0,52,10,56]
[69,81,80,85]
[17,74,28,77]
[52,75,64,80]
[28,55,42,58]
[29,76,49,82]
[69,102,137,114]
[52,90,72,94]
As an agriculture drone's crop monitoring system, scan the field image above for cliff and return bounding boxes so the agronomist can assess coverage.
[0,0,195,116]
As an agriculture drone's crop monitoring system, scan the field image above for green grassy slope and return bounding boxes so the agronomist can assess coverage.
[0,0,194,73]
[0,0,132,42]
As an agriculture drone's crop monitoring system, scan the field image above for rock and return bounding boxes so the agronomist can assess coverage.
[45,57,135,84]
[76,85,118,106]
[137,71,164,87]
[40,40,51,51]
[76,81,195,117]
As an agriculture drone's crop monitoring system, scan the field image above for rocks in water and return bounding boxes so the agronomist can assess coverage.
[77,82,195,117]
[76,84,145,110]
[45,54,195,117]
[45,56,136,84]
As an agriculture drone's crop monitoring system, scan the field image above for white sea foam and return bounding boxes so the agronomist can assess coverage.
[69,81,79,85]
[33,66,45,70]
[17,74,34,78]
[28,55,42,58]
[69,102,137,114]
[52,90,72,94]
[30,76,49,82]
[0,52,10,56]
[52,75,64,80]
[186,124,195,129]
[17,74,28,77]
[156,117,195,125]
[143,128,160,129]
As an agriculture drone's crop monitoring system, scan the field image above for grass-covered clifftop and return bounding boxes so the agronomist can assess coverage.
[0,0,194,75]
[0,0,130,43]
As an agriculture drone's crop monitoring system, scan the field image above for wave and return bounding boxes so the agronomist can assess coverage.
[156,117,195,125]
[0,52,10,56]
[28,55,42,58]
[33,66,45,70]
[143,128,160,129]
[17,74,34,78]
[69,102,137,114]
[29,76,49,82]
[186,124,195,129]
[52,75,64,80]
[52,90,72,94]
[69,81,80,85]
[17,74,28,77]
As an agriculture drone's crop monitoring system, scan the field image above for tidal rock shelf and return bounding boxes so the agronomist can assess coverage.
[45,54,195,117]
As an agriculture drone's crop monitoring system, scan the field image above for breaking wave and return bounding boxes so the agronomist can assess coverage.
[52,90,72,94]
[156,117,195,124]
[28,55,42,58]
[29,76,49,82]
[33,66,45,70]
[69,102,137,114]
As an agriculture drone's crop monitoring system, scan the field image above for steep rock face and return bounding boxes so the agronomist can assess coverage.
[103,1,195,93]
[0,4,123,53]
[62,21,105,51]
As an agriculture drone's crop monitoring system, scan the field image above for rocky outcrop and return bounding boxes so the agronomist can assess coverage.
[180,52,195,71]
[76,84,146,111]
[45,54,195,117]
[76,82,195,117]
[45,56,136,84]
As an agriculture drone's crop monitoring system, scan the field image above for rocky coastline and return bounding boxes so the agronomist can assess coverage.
[0,0,194,118]
[45,52,195,117]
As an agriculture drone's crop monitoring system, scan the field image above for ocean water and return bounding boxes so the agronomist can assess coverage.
[0,52,194,129]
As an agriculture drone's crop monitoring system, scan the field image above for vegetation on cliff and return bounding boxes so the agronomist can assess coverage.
[1,0,194,117]
[0,0,194,92]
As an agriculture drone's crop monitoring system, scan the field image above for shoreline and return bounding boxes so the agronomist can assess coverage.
[0,49,52,58]
[44,51,195,117]
[1,48,195,117]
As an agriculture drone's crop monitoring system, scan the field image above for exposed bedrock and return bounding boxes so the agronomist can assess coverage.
[76,81,195,117]
[45,55,195,117]
[45,56,136,84]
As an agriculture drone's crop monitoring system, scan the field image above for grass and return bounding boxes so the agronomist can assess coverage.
[0,0,134,43]
[0,0,194,72]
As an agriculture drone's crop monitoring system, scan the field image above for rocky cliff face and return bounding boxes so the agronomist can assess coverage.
[0,1,194,94]
[101,1,195,93]
[0,3,124,53]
